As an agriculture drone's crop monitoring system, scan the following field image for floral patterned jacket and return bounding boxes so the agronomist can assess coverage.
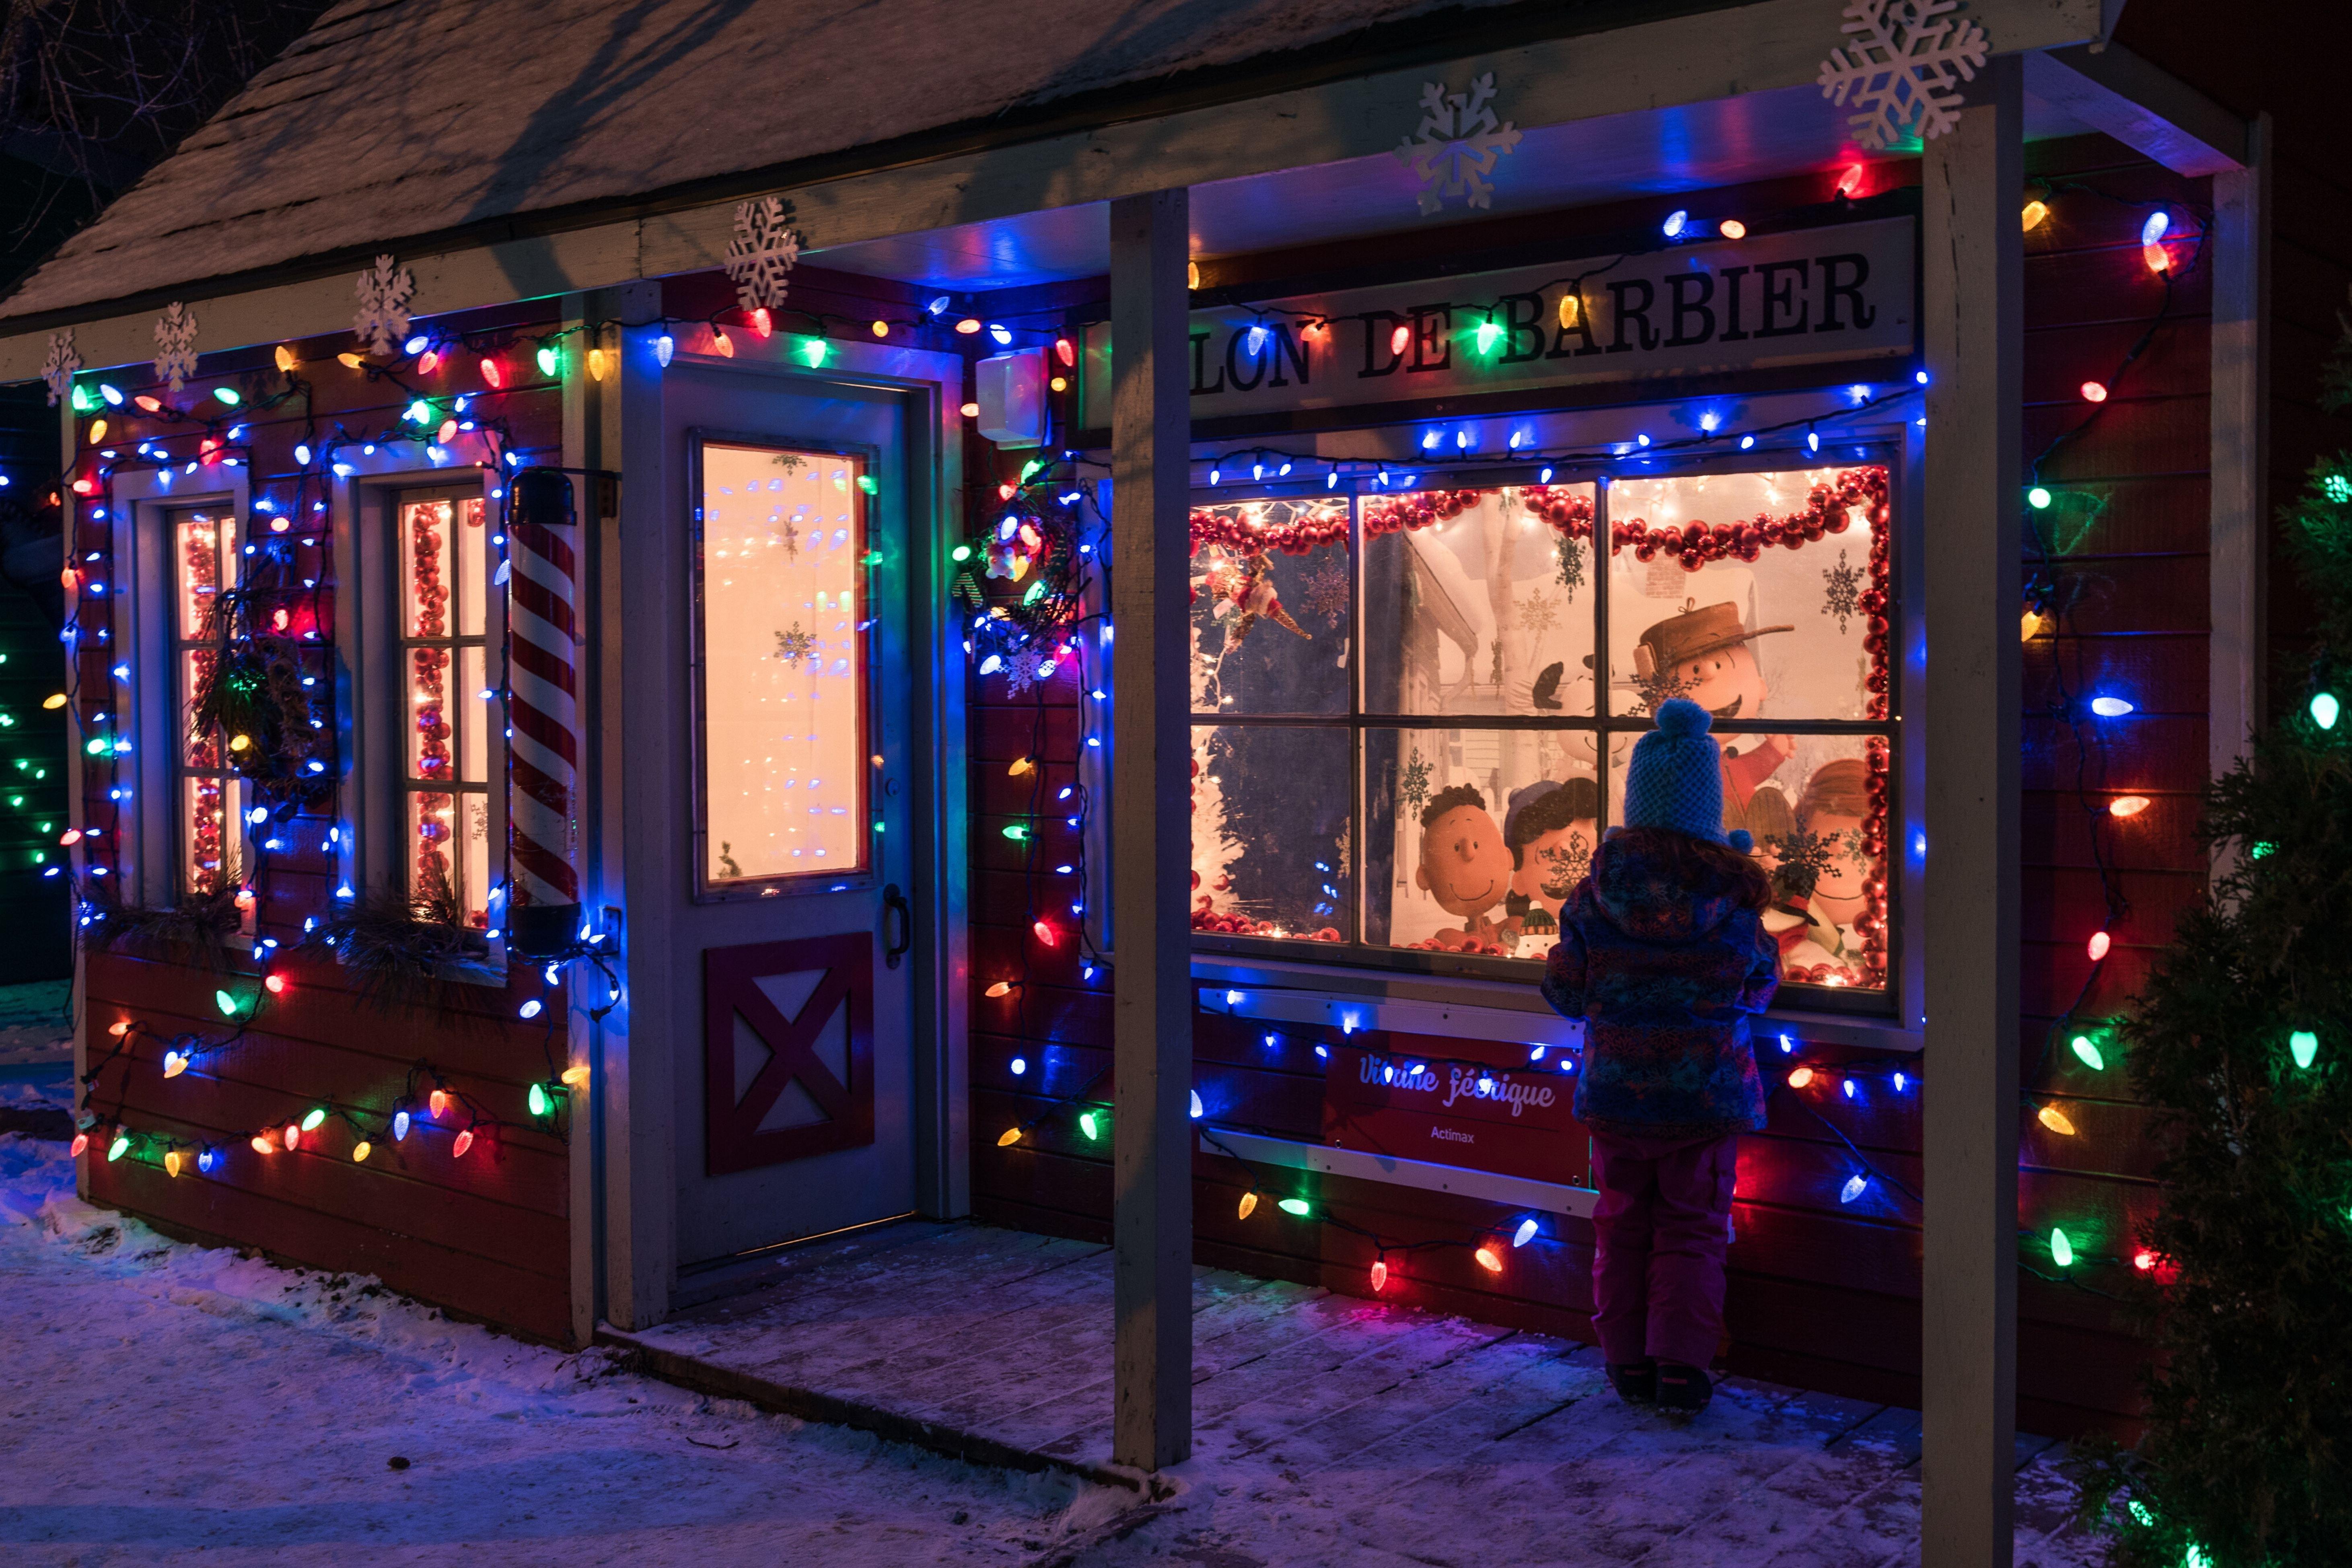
[1540,827,1782,1140]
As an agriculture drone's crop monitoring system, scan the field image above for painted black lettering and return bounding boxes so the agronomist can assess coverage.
[1665,272,1716,347]
[1605,279,1659,353]
[1815,253,1875,332]
[1410,305,1454,372]
[1717,265,1752,342]
[1755,259,1810,337]
[1265,322,1312,387]
[1190,329,1225,395]
[1499,294,1545,364]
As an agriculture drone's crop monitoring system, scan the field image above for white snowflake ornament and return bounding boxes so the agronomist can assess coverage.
[1818,0,1990,150]
[1394,73,1520,215]
[725,196,800,314]
[153,302,199,393]
[41,330,81,408]
[353,255,416,357]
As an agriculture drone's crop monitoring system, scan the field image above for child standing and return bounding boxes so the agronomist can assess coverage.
[1540,698,1780,1413]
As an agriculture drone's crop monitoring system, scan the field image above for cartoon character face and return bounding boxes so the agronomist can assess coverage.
[1806,810,1870,922]
[1510,819,1598,916]
[1671,642,1769,724]
[1416,803,1514,920]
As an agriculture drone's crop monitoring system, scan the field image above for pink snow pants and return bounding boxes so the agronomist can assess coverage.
[1588,1127,1739,1369]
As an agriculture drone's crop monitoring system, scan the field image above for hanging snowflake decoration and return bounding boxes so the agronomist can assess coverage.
[152,302,199,393]
[1555,535,1586,601]
[1818,0,1990,151]
[773,623,819,665]
[353,255,416,357]
[1514,590,1561,642]
[725,195,800,314]
[1399,751,1433,817]
[1300,557,1350,629]
[1393,73,1521,215]
[1001,647,1052,700]
[1822,548,1864,634]
[41,330,80,408]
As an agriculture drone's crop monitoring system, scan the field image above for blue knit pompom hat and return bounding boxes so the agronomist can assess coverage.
[1622,698,1750,851]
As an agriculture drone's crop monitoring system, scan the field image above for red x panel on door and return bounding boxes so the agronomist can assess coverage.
[704,933,875,1174]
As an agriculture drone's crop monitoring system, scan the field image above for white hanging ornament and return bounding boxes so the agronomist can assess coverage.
[353,255,416,357]
[1394,72,1520,216]
[152,302,199,393]
[724,195,800,314]
[1818,0,1990,151]
[41,329,81,408]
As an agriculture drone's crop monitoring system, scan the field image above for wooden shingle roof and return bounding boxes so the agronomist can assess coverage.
[0,0,1564,322]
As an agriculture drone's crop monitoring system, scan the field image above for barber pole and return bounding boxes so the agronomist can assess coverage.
[505,468,581,942]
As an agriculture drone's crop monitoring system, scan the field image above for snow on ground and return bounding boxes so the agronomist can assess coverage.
[0,1133,1124,1566]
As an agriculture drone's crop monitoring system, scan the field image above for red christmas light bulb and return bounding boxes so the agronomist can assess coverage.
[2133,1249,2157,1272]
[1369,1259,1388,1293]
[451,1129,475,1159]
[2079,380,2109,403]
[263,973,287,995]
[1031,920,1059,949]
[70,1132,89,1158]
[2087,930,2112,961]
[479,356,505,389]
[1388,323,1411,357]
[749,307,773,339]
[1054,337,1075,368]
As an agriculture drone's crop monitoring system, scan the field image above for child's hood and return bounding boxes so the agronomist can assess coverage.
[1588,826,1755,943]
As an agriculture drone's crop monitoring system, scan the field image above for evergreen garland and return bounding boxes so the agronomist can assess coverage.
[2074,302,2352,1564]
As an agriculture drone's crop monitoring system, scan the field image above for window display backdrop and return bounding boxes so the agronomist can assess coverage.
[1189,461,1893,1000]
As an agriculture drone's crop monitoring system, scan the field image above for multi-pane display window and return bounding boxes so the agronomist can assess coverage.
[170,506,238,895]
[1188,463,1896,998]
[692,441,871,893]
[397,493,493,927]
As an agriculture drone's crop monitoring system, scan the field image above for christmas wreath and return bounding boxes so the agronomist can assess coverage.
[187,582,332,809]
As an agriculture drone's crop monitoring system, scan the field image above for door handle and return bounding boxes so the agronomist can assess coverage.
[883,883,913,970]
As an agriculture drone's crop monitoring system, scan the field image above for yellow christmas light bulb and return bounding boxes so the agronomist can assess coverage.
[228,734,251,752]
[1787,1066,1815,1089]
[275,345,298,372]
[996,1127,1023,1147]
[1237,1191,1257,1220]
[2037,1105,2077,1137]
[42,693,66,709]
[337,352,364,369]
[587,348,608,382]
[1186,261,1201,290]
[164,1150,183,1178]
[871,320,889,337]
[984,981,1014,998]
[1008,756,1034,777]
[88,419,107,444]
[1558,293,1580,329]
[352,1140,372,1163]
[2020,200,2049,232]
[1473,1245,1504,1274]
[561,1065,591,1088]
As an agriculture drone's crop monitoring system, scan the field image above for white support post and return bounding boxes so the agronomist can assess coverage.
[1920,54,2024,1568]
[1108,186,1193,1473]
[2210,113,2270,862]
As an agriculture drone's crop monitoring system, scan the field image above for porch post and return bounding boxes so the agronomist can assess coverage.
[1108,186,1194,1472]
[2209,113,2270,850]
[1920,53,2023,1568]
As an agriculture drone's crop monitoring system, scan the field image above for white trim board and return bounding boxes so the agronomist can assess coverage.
[1200,1126,1597,1219]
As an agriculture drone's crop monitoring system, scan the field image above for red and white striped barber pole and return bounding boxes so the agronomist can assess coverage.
[504,467,581,952]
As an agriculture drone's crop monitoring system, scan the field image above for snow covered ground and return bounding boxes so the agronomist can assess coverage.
[0,970,2107,1567]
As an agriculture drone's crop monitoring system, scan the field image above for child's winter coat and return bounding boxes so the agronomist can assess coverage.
[1541,825,1782,1140]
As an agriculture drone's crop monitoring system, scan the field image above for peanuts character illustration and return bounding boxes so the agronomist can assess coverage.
[1415,783,1515,951]
[1504,778,1602,935]
[1761,758,1872,978]
[1632,600,1794,838]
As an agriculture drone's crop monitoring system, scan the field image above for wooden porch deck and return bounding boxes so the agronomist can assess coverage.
[600,1221,2098,1566]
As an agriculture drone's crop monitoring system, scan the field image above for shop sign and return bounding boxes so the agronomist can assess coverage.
[1322,1039,1590,1190]
[1080,216,1914,425]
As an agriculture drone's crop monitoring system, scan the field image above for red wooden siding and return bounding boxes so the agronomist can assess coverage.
[72,302,578,1344]
[968,136,2216,1441]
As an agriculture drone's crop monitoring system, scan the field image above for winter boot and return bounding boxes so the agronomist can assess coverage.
[1606,1360,1657,1403]
[1656,1362,1713,1413]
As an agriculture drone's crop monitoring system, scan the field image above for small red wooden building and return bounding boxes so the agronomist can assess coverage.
[0,0,2342,1556]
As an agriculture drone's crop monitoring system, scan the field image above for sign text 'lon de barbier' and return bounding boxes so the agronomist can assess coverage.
[1079,216,1915,425]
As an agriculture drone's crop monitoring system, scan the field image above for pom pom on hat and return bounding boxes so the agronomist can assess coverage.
[1652,697,1712,737]
[1727,828,1753,854]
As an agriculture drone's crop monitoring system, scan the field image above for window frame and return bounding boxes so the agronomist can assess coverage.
[389,486,499,928]
[335,463,509,975]
[1187,442,1908,1020]
[684,427,883,903]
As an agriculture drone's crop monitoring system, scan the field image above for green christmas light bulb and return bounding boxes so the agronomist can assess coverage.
[2069,1034,2105,1071]
[1001,823,1031,842]
[2290,1030,2319,1069]
[2250,840,2275,858]
[799,339,827,369]
[300,1108,326,1132]
[214,989,239,1019]
[2050,1228,2074,1268]
[536,346,560,377]
[2027,486,2053,509]
[107,1132,130,1162]
[951,544,972,562]
[1278,1198,1311,1217]
[1077,1110,1100,1140]
[2313,690,2342,730]
[1474,318,1503,354]
[2325,471,2351,504]
[529,1083,551,1117]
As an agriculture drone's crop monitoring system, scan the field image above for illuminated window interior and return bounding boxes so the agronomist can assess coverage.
[1189,466,1894,997]
[696,441,870,889]
[397,494,492,926]
[171,507,237,895]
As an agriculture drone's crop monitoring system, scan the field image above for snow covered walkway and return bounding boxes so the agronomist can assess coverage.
[4,1100,2106,1565]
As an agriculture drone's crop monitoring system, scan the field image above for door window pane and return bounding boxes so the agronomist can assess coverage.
[169,507,236,895]
[1363,485,1596,717]
[397,492,491,926]
[698,441,869,888]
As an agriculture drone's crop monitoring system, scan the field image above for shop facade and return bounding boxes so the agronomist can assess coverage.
[0,1,2338,1560]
